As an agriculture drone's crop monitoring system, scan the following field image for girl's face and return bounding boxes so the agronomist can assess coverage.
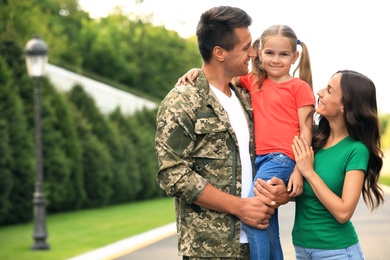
[316,73,344,118]
[259,35,299,82]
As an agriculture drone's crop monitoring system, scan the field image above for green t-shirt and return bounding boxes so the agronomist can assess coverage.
[292,136,369,249]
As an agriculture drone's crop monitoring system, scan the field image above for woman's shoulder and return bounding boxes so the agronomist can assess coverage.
[344,136,369,153]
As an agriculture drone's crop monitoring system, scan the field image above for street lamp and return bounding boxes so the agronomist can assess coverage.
[25,36,50,250]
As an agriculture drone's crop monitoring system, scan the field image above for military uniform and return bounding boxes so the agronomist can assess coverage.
[155,70,255,258]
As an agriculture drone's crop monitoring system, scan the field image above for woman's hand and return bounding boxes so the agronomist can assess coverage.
[292,136,314,178]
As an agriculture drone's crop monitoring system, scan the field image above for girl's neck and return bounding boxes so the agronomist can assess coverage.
[267,74,293,84]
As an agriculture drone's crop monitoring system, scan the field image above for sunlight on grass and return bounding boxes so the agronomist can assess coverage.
[0,197,175,260]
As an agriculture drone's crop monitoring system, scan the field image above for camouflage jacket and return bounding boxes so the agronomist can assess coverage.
[155,70,255,257]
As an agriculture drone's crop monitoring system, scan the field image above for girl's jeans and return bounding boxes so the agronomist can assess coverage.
[243,153,295,260]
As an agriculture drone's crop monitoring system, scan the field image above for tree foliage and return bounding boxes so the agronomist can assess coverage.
[0,0,201,101]
[0,53,35,224]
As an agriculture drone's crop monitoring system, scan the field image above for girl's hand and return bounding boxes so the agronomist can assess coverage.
[287,168,303,197]
[175,68,199,86]
[292,136,314,178]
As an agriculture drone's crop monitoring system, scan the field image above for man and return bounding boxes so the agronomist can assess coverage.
[155,6,289,259]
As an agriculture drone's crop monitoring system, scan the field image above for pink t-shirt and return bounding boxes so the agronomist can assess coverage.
[240,74,315,160]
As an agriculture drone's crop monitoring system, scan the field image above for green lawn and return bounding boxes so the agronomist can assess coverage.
[0,197,175,260]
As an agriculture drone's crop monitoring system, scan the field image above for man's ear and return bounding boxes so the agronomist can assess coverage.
[213,46,226,61]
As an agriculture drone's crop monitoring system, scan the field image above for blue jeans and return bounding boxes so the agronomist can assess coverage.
[294,243,365,260]
[244,153,295,260]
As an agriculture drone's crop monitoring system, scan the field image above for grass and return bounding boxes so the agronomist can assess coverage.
[0,197,175,260]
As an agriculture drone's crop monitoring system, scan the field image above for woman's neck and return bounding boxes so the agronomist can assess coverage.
[324,123,349,149]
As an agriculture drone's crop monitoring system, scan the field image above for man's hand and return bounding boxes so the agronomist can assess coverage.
[194,183,276,230]
[235,195,275,230]
[254,177,290,207]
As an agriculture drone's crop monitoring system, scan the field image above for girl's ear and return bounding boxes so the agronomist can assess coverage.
[258,48,262,62]
[292,51,299,64]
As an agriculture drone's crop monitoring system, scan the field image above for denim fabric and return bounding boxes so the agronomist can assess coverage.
[294,242,365,260]
[244,153,295,260]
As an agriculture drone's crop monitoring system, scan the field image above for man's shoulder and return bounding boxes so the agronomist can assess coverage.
[165,77,208,100]
[162,83,201,104]
[158,83,204,116]
[172,83,196,94]
[159,71,209,108]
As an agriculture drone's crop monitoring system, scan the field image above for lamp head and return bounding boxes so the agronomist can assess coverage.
[25,36,49,78]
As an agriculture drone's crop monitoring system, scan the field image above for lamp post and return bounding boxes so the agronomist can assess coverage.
[25,36,50,250]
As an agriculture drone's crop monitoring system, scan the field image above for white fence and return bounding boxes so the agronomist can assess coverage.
[46,64,157,115]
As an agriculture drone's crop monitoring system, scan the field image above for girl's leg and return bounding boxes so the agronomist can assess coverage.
[247,154,295,260]
[245,155,270,259]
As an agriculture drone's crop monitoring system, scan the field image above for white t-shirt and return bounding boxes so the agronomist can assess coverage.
[210,85,252,243]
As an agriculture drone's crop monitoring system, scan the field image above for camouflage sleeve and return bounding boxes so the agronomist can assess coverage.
[155,88,208,204]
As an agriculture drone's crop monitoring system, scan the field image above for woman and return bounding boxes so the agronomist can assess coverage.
[290,70,384,259]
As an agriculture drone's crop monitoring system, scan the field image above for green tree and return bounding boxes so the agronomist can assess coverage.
[0,59,14,224]
[68,86,113,207]
[109,109,141,202]
[0,54,35,224]
[75,112,113,208]
[380,113,390,150]
[109,109,141,201]
[68,85,131,204]
[128,108,162,199]
[39,79,85,212]
[78,10,201,100]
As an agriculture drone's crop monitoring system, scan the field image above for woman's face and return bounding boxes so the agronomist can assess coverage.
[316,72,344,118]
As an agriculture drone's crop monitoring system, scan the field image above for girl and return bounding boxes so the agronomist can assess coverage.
[241,24,314,260]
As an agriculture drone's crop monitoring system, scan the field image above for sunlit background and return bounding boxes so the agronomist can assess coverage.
[79,0,390,113]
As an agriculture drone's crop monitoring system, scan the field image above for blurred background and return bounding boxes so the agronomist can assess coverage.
[0,1,389,259]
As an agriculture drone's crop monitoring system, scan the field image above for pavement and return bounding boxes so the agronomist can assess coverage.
[68,185,390,260]
[67,223,177,260]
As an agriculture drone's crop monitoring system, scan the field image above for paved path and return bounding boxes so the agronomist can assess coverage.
[70,186,390,260]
